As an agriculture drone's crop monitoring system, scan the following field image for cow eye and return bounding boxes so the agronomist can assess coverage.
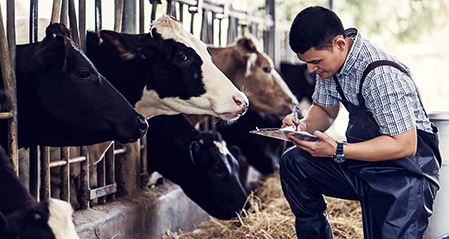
[262,66,271,73]
[79,71,91,79]
[176,53,189,62]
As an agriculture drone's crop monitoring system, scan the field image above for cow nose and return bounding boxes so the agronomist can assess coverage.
[233,95,249,109]
[233,95,248,116]
[136,115,149,134]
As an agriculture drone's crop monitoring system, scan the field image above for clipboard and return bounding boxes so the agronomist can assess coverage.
[249,127,319,142]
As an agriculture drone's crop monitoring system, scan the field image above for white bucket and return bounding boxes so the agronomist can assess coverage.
[425,112,449,238]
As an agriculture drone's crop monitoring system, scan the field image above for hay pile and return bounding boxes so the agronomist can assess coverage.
[165,173,363,239]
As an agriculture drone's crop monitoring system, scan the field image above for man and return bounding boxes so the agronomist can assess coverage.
[280,6,441,239]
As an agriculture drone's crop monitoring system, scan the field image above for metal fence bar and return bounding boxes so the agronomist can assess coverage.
[51,0,61,23]
[0,1,18,171]
[106,142,116,201]
[79,146,90,209]
[29,146,39,199]
[60,147,70,201]
[79,0,86,51]
[139,0,144,33]
[39,146,50,201]
[114,0,123,32]
[95,0,102,31]
[68,0,80,45]
[60,0,68,27]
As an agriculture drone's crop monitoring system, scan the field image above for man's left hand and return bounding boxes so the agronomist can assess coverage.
[288,131,338,158]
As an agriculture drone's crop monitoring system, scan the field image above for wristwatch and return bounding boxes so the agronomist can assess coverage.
[332,142,346,163]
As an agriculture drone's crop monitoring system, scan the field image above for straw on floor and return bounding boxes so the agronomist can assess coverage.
[164,173,363,239]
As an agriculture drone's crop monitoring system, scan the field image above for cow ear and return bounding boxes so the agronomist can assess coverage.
[236,36,258,53]
[100,30,143,60]
[189,141,200,167]
[33,34,67,72]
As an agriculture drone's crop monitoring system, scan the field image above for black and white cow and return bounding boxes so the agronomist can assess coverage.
[0,23,148,148]
[279,61,316,104]
[216,108,285,175]
[86,15,248,121]
[146,114,250,220]
[0,145,79,239]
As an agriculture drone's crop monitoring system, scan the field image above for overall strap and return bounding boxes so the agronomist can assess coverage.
[358,60,424,111]
[332,75,347,102]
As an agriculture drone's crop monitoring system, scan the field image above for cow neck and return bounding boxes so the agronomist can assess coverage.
[210,47,242,80]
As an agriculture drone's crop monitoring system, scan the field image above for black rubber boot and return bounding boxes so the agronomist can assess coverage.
[295,212,333,239]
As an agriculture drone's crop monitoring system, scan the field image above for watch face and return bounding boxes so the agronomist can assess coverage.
[333,154,346,163]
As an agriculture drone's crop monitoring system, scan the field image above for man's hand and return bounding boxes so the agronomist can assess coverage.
[282,114,306,131]
[288,131,337,158]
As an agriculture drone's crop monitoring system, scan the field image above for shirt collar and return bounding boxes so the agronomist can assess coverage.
[337,28,362,77]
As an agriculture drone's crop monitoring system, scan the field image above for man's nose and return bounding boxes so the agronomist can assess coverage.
[307,64,317,73]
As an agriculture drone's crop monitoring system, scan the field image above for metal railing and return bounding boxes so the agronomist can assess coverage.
[0,0,281,211]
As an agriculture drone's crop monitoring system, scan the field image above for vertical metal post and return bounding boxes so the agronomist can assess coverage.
[95,0,102,31]
[0,1,18,172]
[60,0,68,27]
[68,0,80,45]
[29,0,38,43]
[60,147,70,201]
[79,0,86,51]
[29,146,38,199]
[51,0,61,23]
[150,0,159,23]
[79,146,90,209]
[265,0,277,67]
[122,0,136,33]
[114,0,123,32]
[139,0,144,33]
[39,146,50,201]
[106,143,115,201]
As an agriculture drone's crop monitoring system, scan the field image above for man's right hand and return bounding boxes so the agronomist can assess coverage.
[282,114,306,131]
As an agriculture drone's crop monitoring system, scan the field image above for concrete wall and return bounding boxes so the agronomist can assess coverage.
[74,180,210,239]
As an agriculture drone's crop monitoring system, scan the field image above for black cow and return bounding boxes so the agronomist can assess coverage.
[86,15,248,121]
[0,144,79,239]
[279,61,316,104]
[146,114,250,220]
[0,23,148,148]
[216,108,286,175]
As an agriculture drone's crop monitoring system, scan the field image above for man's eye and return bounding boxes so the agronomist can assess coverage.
[79,71,90,79]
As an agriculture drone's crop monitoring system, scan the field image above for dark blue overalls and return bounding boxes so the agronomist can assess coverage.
[280,61,441,239]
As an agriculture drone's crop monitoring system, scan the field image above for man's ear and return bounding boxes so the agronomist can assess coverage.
[334,36,346,50]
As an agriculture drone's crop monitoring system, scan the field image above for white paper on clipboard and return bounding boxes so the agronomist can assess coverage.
[249,126,319,142]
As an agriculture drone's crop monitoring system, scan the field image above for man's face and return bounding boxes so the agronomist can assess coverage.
[297,44,346,79]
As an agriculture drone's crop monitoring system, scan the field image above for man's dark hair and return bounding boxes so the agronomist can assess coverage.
[289,6,346,54]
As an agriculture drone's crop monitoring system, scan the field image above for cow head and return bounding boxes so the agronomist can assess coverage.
[147,114,250,219]
[187,131,251,219]
[209,35,297,118]
[14,23,147,147]
[0,199,79,239]
[95,15,248,121]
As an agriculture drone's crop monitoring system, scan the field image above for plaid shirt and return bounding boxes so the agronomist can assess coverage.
[312,28,433,135]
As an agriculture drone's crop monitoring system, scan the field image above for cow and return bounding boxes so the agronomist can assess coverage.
[0,144,79,239]
[190,36,297,175]
[86,15,248,122]
[0,23,148,148]
[279,61,316,105]
[216,108,285,175]
[208,35,297,118]
[146,114,250,220]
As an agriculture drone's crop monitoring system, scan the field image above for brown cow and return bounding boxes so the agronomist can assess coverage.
[209,36,297,117]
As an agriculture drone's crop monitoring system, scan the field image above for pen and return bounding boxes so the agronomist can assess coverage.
[294,104,299,131]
